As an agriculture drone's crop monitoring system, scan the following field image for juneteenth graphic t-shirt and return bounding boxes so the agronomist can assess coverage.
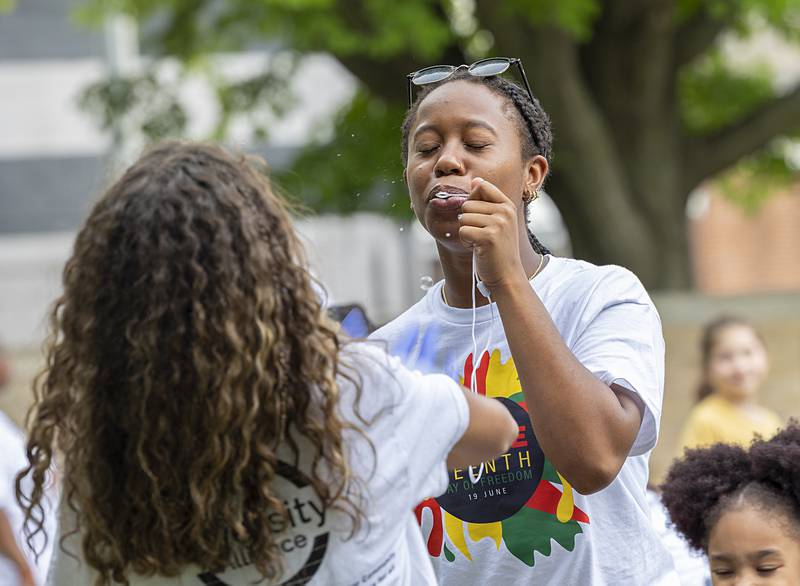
[46,344,469,586]
[371,256,680,585]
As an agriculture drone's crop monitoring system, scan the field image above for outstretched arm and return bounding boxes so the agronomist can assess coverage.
[447,388,518,470]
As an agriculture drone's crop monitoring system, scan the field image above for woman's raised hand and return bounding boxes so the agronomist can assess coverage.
[458,177,527,291]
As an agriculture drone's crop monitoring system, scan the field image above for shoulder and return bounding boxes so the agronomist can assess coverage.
[686,397,728,424]
[543,257,651,306]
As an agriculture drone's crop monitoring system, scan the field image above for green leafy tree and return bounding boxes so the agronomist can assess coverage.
[78,0,800,289]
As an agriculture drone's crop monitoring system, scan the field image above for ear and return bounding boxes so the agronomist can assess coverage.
[525,155,549,193]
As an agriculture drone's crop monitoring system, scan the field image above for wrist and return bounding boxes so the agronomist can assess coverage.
[484,271,530,298]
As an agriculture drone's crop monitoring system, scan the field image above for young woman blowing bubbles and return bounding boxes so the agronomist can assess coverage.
[371,59,678,584]
[16,142,516,585]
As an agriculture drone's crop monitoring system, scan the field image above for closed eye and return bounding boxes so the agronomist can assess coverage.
[416,144,439,155]
[466,143,490,151]
[712,569,734,577]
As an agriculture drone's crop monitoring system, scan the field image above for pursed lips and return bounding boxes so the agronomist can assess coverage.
[427,184,469,212]
[427,184,469,202]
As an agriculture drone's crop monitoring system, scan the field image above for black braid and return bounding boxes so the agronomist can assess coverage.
[401,70,553,256]
[527,229,551,256]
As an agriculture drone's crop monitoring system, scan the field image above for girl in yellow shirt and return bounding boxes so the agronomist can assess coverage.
[677,316,782,452]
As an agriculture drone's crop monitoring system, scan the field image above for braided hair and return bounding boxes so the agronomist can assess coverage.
[660,421,800,552]
[401,70,553,255]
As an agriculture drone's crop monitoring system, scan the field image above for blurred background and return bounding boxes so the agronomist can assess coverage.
[1,0,799,484]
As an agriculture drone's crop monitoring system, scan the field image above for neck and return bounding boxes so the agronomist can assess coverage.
[716,392,757,408]
[437,227,541,309]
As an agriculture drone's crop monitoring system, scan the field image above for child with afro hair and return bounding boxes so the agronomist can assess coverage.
[661,421,800,583]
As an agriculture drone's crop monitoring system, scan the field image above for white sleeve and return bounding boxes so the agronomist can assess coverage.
[355,347,470,502]
[571,278,665,457]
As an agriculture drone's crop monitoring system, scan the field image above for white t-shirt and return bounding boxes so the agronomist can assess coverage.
[47,343,469,586]
[370,256,679,585]
[646,490,710,586]
[0,411,55,586]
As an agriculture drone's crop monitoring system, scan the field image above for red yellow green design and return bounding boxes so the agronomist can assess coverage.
[414,350,590,567]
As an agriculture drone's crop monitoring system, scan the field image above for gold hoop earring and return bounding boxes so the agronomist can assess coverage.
[531,189,540,202]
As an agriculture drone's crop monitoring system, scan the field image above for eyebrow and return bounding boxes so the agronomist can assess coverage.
[413,120,498,140]
[710,549,782,562]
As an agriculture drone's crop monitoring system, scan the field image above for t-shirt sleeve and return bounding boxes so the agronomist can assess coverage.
[570,270,665,457]
[387,359,470,501]
[351,345,470,502]
[0,474,10,514]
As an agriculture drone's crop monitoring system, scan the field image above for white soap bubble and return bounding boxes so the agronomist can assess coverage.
[419,276,434,290]
[445,232,451,237]
[399,226,405,232]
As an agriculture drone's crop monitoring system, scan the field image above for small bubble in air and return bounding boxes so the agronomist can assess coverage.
[351,133,356,138]
[355,192,360,197]
[391,203,396,208]
[445,232,451,237]
[399,226,405,232]
[336,153,342,157]
[391,180,396,184]
[419,276,434,290]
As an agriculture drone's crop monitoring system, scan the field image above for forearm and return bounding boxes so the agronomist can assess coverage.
[491,275,641,493]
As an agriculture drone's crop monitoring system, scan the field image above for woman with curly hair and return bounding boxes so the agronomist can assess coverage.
[16,142,517,585]
[661,422,800,583]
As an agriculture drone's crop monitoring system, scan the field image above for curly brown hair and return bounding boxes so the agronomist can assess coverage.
[661,421,800,552]
[16,141,368,584]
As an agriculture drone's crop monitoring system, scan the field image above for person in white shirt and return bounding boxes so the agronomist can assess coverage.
[0,349,54,586]
[369,58,679,584]
[16,142,517,585]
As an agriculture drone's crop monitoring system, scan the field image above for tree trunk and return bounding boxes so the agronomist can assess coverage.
[546,170,692,289]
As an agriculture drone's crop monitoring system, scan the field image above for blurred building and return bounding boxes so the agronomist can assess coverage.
[689,185,800,294]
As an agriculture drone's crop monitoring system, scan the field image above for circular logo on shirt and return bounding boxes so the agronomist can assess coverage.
[198,461,329,586]
[436,397,544,523]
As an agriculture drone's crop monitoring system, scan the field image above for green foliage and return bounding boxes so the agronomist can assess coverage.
[676,0,800,39]
[79,73,187,143]
[275,91,411,218]
[679,51,798,210]
[718,142,799,213]
[77,0,456,62]
[501,0,600,40]
[679,52,775,135]
[75,0,800,225]
[0,0,16,13]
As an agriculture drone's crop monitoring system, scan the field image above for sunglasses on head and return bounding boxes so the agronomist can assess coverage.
[406,57,534,108]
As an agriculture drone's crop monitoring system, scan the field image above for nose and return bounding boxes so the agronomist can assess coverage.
[434,141,465,177]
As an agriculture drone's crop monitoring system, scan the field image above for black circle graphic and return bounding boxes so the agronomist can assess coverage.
[197,460,328,586]
[436,397,544,523]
